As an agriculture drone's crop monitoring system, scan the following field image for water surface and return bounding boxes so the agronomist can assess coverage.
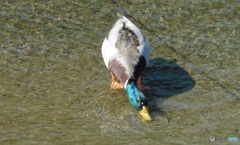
[1,0,239,144]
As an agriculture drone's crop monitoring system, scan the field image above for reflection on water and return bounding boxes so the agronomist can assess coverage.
[142,58,196,119]
[145,58,195,97]
[1,0,239,144]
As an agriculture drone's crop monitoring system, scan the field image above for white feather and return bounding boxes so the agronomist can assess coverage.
[101,15,150,76]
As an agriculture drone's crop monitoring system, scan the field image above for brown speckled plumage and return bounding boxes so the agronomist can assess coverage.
[109,23,143,84]
[101,15,150,86]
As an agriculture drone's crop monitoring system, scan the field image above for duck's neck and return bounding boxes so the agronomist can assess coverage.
[126,78,138,97]
[126,78,142,110]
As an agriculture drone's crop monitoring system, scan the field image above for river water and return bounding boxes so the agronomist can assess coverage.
[1,0,239,145]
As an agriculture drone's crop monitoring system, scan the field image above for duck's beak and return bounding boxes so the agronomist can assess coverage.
[139,105,153,121]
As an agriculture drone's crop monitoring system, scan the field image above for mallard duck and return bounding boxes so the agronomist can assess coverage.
[101,15,152,121]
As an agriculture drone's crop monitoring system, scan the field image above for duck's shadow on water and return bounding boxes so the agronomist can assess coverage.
[142,58,195,118]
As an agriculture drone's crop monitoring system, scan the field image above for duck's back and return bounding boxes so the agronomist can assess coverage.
[102,16,150,86]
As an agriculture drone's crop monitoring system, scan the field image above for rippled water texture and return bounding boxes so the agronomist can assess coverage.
[1,0,239,144]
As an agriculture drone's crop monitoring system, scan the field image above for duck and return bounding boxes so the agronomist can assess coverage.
[101,14,152,121]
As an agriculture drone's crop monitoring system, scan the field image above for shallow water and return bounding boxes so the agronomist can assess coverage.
[1,0,239,145]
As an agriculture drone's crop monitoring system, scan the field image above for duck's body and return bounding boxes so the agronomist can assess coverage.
[101,15,152,121]
[102,16,150,87]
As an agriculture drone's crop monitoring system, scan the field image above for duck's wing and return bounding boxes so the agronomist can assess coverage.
[101,16,150,85]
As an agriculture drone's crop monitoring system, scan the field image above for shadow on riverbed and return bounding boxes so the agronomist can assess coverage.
[142,58,196,118]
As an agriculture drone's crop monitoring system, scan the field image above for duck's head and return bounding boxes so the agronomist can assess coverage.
[126,79,153,121]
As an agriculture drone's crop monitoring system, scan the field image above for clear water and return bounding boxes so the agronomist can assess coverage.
[0,0,239,144]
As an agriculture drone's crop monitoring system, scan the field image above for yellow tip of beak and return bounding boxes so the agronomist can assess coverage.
[139,106,153,121]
